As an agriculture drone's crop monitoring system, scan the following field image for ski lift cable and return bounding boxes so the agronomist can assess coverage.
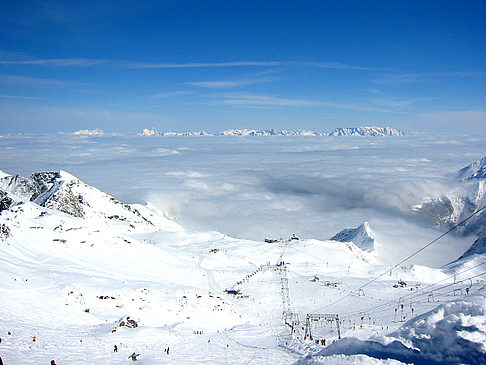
[358,270,486,322]
[314,204,486,312]
[340,269,486,318]
[338,260,486,316]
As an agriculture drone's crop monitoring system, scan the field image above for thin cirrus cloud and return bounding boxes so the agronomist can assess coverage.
[187,76,278,89]
[375,71,486,85]
[130,61,287,69]
[0,74,85,88]
[301,61,381,71]
[0,94,42,99]
[0,56,380,72]
[0,57,286,69]
[214,92,392,112]
[367,96,434,109]
[149,91,194,99]
[0,58,111,67]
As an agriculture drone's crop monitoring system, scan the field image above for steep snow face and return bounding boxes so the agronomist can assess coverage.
[328,127,404,136]
[331,222,375,252]
[456,156,486,181]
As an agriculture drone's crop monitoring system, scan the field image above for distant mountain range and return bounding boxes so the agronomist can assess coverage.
[328,126,404,136]
[139,126,405,137]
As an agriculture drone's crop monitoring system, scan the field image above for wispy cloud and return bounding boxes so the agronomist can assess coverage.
[0,94,42,99]
[212,92,391,112]
[129,61,288,69]
[0,57,286,69]
[188,76,278,89]
[149,91,193,99]
[302,61,381,71]
[0,56,382,72]
[0,58,111,67]
[0,74,84,88]
[368,96,434,109]
[376,71,486,85]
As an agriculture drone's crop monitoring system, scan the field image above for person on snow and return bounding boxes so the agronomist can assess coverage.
[113,344,117,352]
[50,361,56,365]
[128,352,140,361]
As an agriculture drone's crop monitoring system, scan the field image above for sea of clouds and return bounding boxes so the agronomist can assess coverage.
[0,132,484,267]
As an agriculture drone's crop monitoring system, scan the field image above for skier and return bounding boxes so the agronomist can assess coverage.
[113,344,118,352]
[50,361,56,365]
[128,352,140,361]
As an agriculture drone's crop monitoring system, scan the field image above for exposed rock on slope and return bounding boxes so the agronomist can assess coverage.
[456,157,486,181]
[0,169,178,231]
[412,156,486,236]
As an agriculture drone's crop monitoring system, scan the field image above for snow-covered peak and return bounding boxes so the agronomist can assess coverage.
[141,129,210,136]
[0,169,180,232]
[140,127,161,136]
[455,156,486,181]
[328,126,404,136]
[0,169,11,179]
[220,128,326,136]
[330,221,375,252]
[58,170,79,181]
[162,130,210,136]
[72,129,104,135]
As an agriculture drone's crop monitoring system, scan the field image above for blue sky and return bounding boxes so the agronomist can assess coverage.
[0,0,485,134]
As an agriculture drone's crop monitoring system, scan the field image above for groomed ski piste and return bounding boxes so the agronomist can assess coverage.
[0,169,485,364]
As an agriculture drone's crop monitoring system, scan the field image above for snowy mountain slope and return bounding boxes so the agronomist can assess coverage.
[456,157,486,181]
[330,222,375,252]
[0,170,179,233]
[1,169,486,364]
[412,157,486,236]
